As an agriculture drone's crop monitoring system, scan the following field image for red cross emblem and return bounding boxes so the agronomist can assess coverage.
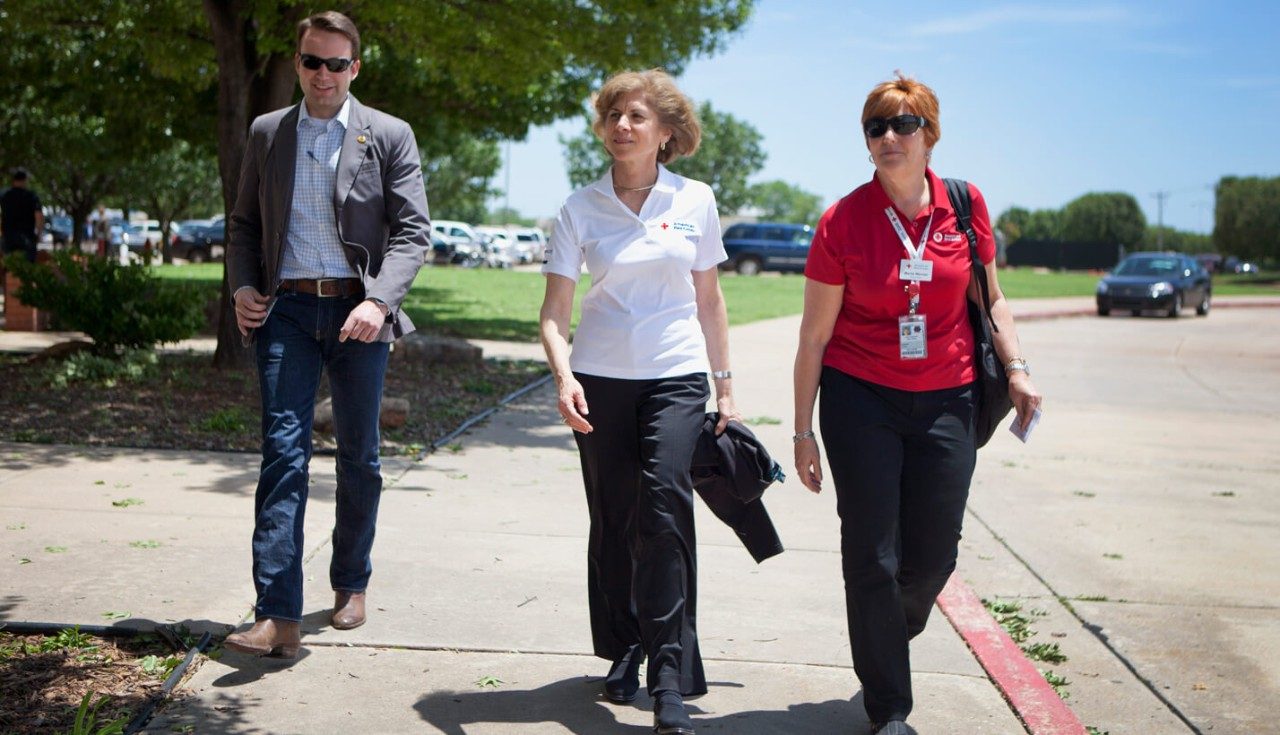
[661,222,669,229]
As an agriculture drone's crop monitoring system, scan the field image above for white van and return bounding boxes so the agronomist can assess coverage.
[431,220,481,249]
[510,227,548,264]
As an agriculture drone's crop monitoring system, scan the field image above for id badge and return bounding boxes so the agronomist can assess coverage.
[898,314,927,360]
[899,259,933,282]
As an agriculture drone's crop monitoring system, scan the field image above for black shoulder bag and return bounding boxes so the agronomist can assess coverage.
[944,178,1012,448]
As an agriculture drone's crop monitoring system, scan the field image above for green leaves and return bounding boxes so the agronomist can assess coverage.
[5,251,206,357]
[1060,192,1147,247]
[140,653,182,678]
[112,498,144,508]
[1214,175,1280,263]
[747,181,823,225]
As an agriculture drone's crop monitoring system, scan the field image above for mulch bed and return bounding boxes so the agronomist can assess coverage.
[0,349,547,456]
[0,630,187,734]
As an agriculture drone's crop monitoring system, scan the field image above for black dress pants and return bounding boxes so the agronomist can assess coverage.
[818,366,976,723]
[573,371,709,697]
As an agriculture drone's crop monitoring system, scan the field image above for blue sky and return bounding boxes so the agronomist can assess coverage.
[494,0,1279,233]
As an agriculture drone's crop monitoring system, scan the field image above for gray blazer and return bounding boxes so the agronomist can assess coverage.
[227,95,431,342]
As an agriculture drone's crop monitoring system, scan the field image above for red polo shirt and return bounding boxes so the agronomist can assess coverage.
[804,169,997,392]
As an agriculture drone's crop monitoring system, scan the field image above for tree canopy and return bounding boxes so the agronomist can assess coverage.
[1060,192,1146,246]
[1214,175,1280,262]
[422,138,502,225]
[748,180,823,224]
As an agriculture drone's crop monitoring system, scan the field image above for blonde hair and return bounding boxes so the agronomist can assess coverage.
[592,69,701,163]
[862,71,941,148]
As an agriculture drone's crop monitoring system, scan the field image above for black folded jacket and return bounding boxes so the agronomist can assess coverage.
[691,413,786,563]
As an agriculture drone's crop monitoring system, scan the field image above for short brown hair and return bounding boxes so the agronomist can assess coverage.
[297,11,361,59]
[862,71,941,148]
[592,69,701,164]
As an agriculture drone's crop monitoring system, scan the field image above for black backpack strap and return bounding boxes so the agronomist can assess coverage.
[944,177,998,333]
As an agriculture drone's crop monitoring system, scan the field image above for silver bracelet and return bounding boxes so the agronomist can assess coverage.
[711,370,732,379]
[792,429,815,443]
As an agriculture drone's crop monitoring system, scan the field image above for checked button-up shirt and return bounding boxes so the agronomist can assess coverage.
[280,98,359,280]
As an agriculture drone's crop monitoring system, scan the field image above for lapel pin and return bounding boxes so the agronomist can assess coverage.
[356,135,367,144]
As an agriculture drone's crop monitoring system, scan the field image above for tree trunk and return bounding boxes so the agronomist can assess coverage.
[205,0,299,370]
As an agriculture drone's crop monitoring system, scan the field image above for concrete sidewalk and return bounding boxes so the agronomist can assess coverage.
[2,295,1276,733]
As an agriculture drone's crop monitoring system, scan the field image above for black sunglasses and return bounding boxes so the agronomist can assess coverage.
[863,114,928,138]
[299,53,354,73]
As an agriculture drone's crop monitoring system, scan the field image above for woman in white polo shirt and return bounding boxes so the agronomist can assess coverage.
[539,69,739,735]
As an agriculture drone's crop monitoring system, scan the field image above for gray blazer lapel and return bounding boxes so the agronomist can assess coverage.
[270,106,300,235]
[334,97,372,212]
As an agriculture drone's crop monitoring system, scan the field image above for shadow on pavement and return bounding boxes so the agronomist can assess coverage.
[440,388,582,453]
[149,688,272,734]
[414,676,866,734]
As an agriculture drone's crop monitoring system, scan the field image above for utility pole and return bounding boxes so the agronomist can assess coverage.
[503,141,512,225]
[1151,191,1169,250]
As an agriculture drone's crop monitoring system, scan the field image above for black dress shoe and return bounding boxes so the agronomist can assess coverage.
[604,644,643,703]
[653,691,695,735]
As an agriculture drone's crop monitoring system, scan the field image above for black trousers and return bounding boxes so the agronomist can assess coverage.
[818,366,976,723]
[1,233,37,263]
[573,371,709,697]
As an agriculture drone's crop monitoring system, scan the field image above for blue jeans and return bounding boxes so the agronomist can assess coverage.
[251,291,389,622]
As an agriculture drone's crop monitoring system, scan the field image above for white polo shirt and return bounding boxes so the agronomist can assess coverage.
[543,164,727,380]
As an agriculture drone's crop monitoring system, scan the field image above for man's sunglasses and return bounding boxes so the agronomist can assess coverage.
[863,114,928,138]
[299,53,354,73]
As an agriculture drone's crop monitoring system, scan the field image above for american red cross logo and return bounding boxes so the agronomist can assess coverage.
[661,222,669,229]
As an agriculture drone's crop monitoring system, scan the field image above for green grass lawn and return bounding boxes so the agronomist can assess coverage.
[155,264,1278,343]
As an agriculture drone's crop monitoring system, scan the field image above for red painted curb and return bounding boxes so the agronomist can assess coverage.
[936,575,1087,735]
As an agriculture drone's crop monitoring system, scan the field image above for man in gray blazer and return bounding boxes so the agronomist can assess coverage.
[224,10,430,658]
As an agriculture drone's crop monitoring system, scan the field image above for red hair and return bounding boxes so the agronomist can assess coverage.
[862,71,941,148]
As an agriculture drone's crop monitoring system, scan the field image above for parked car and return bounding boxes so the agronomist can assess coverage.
[127,220,173,254]
[720,222,814,275]
[1096,253,1211,318]
[46,215,74,246]
[1222,256,1258,275]
[510,227,547,264]
[1193,253,1223,273]
[171,219,225,262]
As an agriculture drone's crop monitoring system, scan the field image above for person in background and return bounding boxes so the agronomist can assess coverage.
[0,168,44,263]
[792,72,1041,735]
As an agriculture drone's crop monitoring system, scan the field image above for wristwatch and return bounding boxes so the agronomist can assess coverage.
[1005,357,1030,376]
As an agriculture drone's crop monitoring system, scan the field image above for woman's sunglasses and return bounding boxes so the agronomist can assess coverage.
[863,114,928,138]
[299,53,354,73]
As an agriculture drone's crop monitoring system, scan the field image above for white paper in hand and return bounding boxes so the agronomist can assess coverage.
[1009,408,1042,443]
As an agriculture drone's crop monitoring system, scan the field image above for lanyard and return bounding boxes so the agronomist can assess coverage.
[884,206,933,261]
[885,207,933,314]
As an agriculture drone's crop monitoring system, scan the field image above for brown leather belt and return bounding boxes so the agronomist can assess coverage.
[278,278,363,298]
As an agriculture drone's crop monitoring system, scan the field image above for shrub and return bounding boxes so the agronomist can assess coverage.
[49,348,158,388]
[5,251,205,357]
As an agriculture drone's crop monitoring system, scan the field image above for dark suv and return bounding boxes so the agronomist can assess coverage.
[171,220,225,262]
[721,222,813,275]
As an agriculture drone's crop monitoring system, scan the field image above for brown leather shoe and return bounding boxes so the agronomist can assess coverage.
[332,590,367,630]
[223,618,301,658]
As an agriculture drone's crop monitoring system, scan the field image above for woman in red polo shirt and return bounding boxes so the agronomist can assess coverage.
[792,73,1041,735]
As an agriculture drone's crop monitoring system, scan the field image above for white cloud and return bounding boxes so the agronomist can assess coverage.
[909,5,1133,37]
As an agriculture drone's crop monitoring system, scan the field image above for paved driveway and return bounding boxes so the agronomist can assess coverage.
[956,307,1280,734]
